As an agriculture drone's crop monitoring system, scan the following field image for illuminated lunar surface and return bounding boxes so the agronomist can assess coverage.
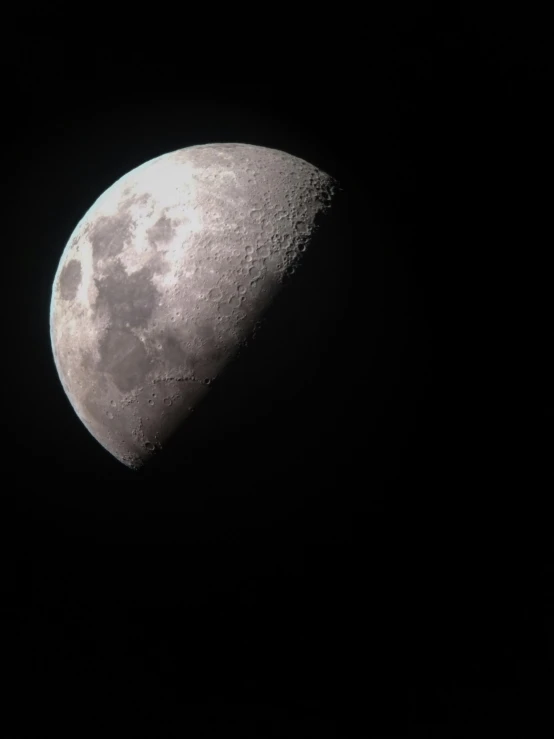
[50,143,340,469]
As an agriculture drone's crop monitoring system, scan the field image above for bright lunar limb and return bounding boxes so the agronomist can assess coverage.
[50,143,341,469]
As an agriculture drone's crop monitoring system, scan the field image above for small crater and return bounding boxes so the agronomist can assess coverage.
[110,400,116,407]
[145,441,155,451]
[209,287,223,301]
[148,399,154,406]
[163,397,172,406]
[106,411,114,419]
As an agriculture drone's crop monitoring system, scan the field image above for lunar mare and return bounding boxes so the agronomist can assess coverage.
[50,143,339,469]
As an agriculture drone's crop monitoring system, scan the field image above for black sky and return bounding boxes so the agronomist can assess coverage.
[2,7,552,738]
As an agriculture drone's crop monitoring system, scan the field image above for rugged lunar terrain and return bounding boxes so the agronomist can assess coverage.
[50,143,338,469]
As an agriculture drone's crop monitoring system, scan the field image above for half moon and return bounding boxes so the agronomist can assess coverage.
[50,143,340,469]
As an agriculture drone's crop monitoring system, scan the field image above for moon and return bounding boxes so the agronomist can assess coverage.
[50,143,341,469]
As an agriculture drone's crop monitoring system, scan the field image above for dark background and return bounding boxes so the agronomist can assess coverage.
[2,7,552,738]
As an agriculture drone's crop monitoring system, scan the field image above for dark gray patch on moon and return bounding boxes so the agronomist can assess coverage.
[147,213,177,247]
[58,259,81,300]
[157,332,189,370]
[94,261,159,330]
[89,194,151,264]
[97,329,151,392]
[90,212,134,263]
